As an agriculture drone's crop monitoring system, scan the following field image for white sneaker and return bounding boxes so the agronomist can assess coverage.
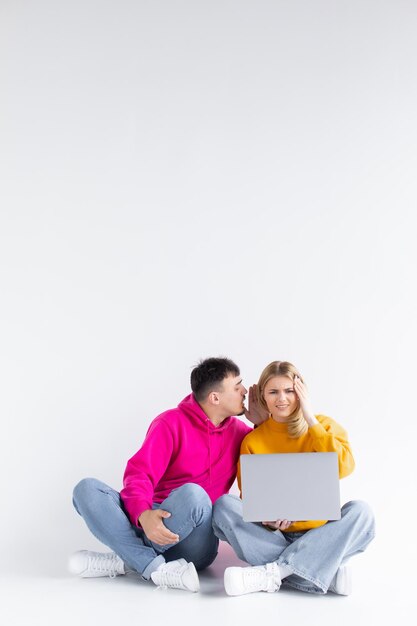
[150,559,200,592]
[328,565,352,595]
[224,562,281,596]
[68,550,125,578]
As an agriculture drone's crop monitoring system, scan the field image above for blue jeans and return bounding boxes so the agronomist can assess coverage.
[212,494,375,594]
[73,478,219,579]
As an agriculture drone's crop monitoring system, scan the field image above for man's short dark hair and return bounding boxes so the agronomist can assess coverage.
[190,357,240,403]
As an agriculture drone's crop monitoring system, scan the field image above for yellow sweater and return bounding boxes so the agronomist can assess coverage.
[237,414,355,533]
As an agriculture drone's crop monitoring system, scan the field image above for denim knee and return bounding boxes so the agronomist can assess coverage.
[72,477,102,511]
[212,494,239,526]
[173,483,211,508]
[344,499,375,533]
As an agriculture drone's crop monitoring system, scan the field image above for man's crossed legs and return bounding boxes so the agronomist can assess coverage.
[70,479,218,592]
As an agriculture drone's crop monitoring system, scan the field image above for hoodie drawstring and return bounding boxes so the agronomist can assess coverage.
[206,418,212,487]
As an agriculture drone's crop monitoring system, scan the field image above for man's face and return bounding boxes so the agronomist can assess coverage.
[217,374,247,417]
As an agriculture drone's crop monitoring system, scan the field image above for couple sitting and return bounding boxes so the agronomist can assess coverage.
[69,357,375,596]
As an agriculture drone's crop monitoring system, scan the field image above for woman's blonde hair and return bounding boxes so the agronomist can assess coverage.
[257,361,308,439]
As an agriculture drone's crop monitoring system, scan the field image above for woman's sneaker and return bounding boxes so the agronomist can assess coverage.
[150,559,200,592]
[68,550,125,578]
[328,565,352,595]
[224,562,282,596]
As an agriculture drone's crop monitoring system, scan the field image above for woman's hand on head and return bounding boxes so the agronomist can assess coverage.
[293,376,317,426]
[243,384,269,426]
[262,519,292,531]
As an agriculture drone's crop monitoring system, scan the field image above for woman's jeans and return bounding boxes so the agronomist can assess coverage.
[212,494,375,594]
[73,478,219,580]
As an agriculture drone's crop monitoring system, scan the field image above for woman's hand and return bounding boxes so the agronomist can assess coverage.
[262,519,292,531]
[293,376,317,426]
[243,384,269,426]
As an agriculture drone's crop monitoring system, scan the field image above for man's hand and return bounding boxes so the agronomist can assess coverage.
[243,384,269,426]
[138,509,180,545]
[262,519,292,531]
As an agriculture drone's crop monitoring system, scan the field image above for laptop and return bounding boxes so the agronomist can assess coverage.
[240,452,341,522]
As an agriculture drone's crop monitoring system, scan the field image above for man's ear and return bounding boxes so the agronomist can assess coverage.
[208,391,220,406]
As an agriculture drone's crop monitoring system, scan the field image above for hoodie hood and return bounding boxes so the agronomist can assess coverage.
[178,393,234,433]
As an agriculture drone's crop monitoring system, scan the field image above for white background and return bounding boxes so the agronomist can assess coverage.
[1,1,416,623]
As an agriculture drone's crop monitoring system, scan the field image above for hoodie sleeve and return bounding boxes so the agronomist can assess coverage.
[120,418,175,525]
[308,415,355,478]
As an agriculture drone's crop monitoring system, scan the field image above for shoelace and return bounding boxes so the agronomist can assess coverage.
[264,563,281,592]
[154,564,187,590]
[244,563,280,593]
[87,553,121,579]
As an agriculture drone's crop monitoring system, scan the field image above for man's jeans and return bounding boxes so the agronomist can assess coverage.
[73,479,219,579]
[212,494,375,594]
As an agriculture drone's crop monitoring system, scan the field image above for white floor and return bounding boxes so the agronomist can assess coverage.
[1,542,410,626]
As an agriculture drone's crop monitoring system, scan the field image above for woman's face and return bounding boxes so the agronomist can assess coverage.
[263,375,299,422]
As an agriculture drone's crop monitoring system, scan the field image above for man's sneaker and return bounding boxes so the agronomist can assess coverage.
[150,559,200,592]
[328,565,352,595]
[68,550,125,578]
[224,562,281,596]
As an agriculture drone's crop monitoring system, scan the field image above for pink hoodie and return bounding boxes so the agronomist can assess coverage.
[121,394,252,526]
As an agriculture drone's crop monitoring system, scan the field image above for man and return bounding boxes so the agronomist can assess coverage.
[69,357,261,591]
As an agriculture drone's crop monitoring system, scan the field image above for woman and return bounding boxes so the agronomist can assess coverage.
[212,361,375,596]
